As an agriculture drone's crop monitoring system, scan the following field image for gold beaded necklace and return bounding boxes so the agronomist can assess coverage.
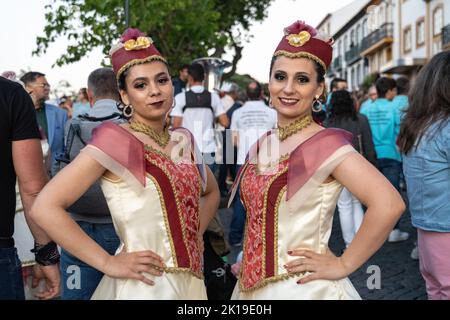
[128,120,170,148]
[278,114,313,141]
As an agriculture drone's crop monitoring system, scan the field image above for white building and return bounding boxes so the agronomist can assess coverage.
[319,0,450,90]
[317,0,371,90]
[382,0,450,79]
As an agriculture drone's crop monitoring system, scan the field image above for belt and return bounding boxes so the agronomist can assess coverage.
[0,237,15,248]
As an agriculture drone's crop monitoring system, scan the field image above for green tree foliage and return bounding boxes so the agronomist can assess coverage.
[33,0,273,77]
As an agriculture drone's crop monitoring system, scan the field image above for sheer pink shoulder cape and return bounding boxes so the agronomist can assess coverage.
[228,128,354,207]
[81,122,207,192]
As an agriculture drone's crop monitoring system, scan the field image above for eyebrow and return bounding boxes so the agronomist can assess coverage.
[274,70,311,76]
[132,72,168,82]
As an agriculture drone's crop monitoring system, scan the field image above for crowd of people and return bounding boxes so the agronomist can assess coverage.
[1,19,450,300]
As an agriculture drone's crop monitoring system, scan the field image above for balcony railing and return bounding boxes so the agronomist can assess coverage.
[361,23,394,53]
[345,45,361,65]
[443,24,450,49]
[333,56,342,70]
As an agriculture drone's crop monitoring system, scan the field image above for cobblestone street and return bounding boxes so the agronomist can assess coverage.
[218,190,427,300]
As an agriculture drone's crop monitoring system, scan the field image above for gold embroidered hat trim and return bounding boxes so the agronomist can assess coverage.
[116,55,167,80]
[273,50,327,71]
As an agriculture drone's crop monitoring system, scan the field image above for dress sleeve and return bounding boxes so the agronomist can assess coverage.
[286,128,357,203]
[80,122,146,193]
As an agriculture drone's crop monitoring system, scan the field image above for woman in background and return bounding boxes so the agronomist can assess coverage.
[326,90,377,248]
[398,51,450,300]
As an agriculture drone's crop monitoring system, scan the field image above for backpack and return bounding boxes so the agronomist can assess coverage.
[183,91,216,128]
[54,112,123,217]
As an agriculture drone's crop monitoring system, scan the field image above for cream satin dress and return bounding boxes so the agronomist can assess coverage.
[81,123,207,300]
[230,129,362,300]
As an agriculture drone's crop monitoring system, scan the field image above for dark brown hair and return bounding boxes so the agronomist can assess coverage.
[398,51,450,154]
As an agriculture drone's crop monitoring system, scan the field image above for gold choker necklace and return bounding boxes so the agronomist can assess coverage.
[278,114,313,141]
[129,120,170,148]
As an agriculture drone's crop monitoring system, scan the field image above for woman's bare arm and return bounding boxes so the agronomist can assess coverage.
[30,151,165,285]
[286,153,405,283]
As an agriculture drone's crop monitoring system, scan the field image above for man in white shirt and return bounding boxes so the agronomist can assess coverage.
[171,63,229,174]
[230,81,277,166]
[228,80,277,246]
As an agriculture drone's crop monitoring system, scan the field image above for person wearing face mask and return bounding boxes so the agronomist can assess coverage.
[228,20,405,299]
[29,28,220,300]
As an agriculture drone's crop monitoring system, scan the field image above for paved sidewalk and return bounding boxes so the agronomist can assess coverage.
[218,191,427,300]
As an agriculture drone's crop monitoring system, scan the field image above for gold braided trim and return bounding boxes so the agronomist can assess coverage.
[273,50,327,71]
[145,153,196,269]
[278,114,313,142]
[116,55,167,80]
[145,144,171,160]
[238,164,289,292]
[146,173,178,268]
[163,267,204,280]
[130,121,170,149]
[239,271,308,292]
[261,166,289,281]
[256,153,289,175]
[274,185,287,276]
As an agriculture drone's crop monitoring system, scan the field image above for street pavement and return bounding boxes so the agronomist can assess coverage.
[217,189,427,300]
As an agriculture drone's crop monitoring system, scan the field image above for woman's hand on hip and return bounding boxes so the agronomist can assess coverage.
[102,247,166,286]
[284,248,350,284]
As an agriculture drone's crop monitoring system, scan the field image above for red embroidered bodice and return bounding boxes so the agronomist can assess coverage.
[239,158,289,290]
[145,147,203,277]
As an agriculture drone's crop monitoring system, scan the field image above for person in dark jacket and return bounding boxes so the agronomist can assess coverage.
[325,90,377,248]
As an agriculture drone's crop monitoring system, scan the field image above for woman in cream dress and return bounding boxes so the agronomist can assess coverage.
[30,28,219,299]
[229,21,405,299]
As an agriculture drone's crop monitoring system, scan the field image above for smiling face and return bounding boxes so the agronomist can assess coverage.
[269,56,324,123]
[120,61,173,124]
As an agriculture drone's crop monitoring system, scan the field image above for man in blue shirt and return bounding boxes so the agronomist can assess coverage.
[361,77,409,242]
[21,72,67,177]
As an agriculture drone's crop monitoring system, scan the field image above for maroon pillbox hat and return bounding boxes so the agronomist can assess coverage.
[273,21,333,71]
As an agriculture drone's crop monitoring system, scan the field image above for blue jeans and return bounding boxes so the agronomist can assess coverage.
[0,247,25,300]
[229,165,246,245]
[378,158,403,229]
[60,221,119,300]
[203,152,217,177]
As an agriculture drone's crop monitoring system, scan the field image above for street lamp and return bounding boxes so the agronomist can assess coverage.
[125,0,130,28]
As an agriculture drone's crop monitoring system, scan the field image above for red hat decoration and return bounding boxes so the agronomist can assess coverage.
[273,21,333,71]
[110,28,167,79]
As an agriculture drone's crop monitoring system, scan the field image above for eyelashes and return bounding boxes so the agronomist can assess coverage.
[134,82,146,89]
[133,77,169,89]
[297,76,310,83]
[158,77,169,84]
[273,72,310,84]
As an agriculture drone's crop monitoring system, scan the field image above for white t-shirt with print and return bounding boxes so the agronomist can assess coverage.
[230,100,277,164]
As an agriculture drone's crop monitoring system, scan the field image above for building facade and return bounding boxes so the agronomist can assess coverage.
[319,0,450,91]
